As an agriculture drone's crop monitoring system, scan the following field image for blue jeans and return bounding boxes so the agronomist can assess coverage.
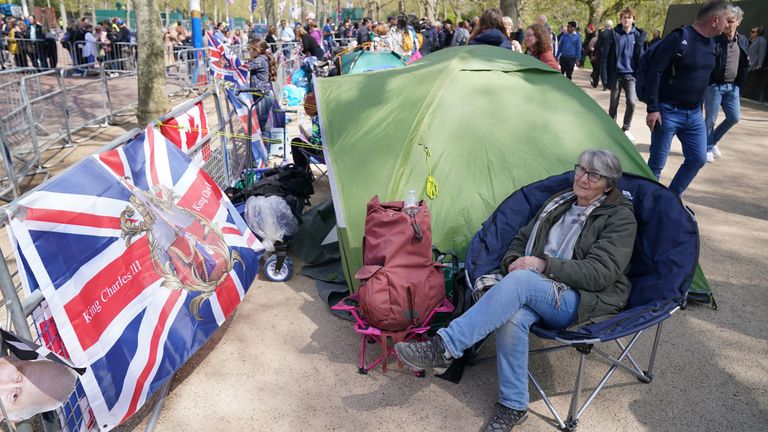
[703,83,740,151]
[647,103,707,195]
[437,270,580,411]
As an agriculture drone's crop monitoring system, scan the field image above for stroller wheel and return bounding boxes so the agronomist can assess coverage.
[264,254,293,282]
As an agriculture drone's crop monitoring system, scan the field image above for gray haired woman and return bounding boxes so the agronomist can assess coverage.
[396,149,637,432]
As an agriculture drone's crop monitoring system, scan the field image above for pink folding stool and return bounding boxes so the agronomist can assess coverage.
[332,292,454,374]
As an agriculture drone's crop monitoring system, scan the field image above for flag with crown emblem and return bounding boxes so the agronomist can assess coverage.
[8,126,263,430]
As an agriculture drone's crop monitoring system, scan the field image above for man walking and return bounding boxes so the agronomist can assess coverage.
[747,26,766,70]
[604,7,646,142]
[557,21,581,80]
[645,0,732,196]
[595,20,614,90]
[703,5,749,163]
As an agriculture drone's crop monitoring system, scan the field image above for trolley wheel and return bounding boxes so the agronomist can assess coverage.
[264,254,293,282]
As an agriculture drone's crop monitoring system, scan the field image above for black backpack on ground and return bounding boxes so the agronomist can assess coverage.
[227,164,314,221]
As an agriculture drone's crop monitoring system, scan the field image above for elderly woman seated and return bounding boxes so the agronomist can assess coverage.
[395,149,637,432]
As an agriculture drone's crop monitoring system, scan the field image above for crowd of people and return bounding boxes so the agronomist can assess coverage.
[0,14,134,73]
[240,2,763,200]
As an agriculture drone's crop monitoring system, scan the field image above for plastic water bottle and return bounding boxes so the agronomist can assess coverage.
[403,190,422,241]
[404,190,419,217]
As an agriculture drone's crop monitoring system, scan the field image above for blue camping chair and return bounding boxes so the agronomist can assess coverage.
[464,172,699,432]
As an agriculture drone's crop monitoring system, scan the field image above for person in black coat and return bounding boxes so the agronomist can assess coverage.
[594,20,614,90]
[296,25,324,59]
[23,15,47,69]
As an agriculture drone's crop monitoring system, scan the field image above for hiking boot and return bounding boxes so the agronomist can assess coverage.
[394,335,452,371]
[481,403,529,432]
[706,151,714,163]
[712,145,722,158]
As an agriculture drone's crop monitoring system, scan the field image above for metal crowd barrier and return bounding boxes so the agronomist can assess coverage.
[0,37,305,202]
[0,89,245,432]
[0,72,49,201]
[2,36,58,70]
[167,47,211,97]
[0,37,139,71]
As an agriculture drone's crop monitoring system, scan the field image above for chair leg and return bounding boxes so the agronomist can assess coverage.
[644,322,664,381]
[358,333,368,374]
[529,372,567,430]
[565,353,587,431]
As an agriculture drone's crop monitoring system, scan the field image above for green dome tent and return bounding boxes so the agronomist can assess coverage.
[315,45,711,302]
[338,50,407,75]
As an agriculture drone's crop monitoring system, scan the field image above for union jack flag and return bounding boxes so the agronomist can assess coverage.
[225,88,269,169]
[8,126,263,430]
[207,31,248,87]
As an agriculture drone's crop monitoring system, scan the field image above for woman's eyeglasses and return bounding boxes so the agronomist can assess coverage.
[574,164,604,183]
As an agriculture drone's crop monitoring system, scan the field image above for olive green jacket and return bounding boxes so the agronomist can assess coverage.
[500,187,637,324]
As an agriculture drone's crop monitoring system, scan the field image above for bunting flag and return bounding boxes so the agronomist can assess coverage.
[207,31,248,87]
[159,101,212,163]
[8,127,263,430]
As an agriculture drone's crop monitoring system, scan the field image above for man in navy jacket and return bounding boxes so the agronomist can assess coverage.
[645,0,732,196]
[703,5,749,163]
[604,7,646,142]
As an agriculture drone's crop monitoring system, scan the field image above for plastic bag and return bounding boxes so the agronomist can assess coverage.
[282,84,307,106]
[244,195,300,251]
[291,67,310,88]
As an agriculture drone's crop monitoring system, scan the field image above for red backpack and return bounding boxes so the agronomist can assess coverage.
[355,196,445,334]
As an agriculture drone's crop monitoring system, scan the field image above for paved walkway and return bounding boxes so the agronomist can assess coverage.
[106,67,766,431]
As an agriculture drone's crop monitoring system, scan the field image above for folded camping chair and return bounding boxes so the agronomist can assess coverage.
[332,293,455,374]
[464,172,699,432]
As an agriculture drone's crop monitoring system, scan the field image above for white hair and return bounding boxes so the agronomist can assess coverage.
[729,5,744,21]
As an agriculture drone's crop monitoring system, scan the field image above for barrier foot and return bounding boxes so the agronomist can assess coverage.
[145,373,175,432]
[42,143,79,169]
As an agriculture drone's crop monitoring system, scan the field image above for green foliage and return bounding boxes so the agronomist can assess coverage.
[54,0,699,34]
[517,0,700,38]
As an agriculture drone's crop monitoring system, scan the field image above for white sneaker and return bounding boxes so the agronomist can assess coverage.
[623,130,636,143]
[706,152,714,163]
[711,145,722,158]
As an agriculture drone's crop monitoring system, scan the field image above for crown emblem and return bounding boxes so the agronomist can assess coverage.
[119,185,242,319]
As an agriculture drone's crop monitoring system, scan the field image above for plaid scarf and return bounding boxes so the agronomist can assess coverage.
[524,191,607,259]
[473,191,607,306]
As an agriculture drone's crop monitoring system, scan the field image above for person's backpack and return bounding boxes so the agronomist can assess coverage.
[636,26,690,104]
[402,31,414,52]
[355,196,445,336]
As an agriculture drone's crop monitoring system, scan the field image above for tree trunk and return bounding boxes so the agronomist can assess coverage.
[135,0,170,126]
[398,0,403,15]
[499,0,520,25]
[422,0,435,22]
[264,0,276,27]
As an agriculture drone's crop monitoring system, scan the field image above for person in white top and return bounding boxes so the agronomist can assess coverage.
[82,24,98,65]
[279,19,295,58]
